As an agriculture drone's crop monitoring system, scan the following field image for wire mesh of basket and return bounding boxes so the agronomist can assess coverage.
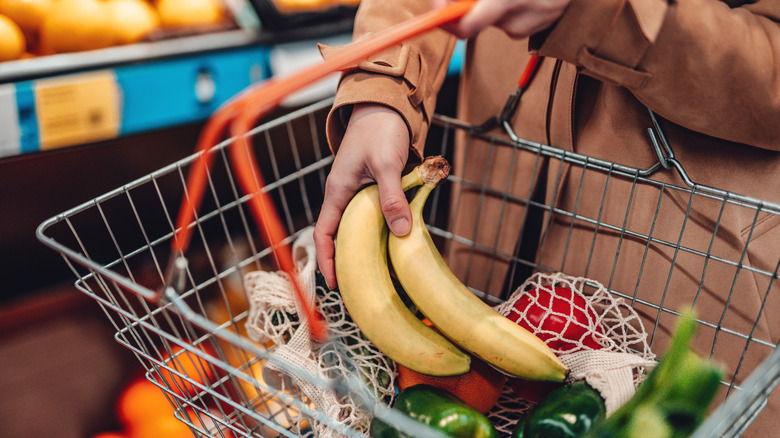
[37,97,780,437]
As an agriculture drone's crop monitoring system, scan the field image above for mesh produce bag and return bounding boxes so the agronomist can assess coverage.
[494,272,657,416]
[245,230,656,437]
[244,227,396,437]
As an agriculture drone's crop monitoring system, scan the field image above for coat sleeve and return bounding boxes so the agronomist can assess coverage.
[531,0,780,151]
[320,0,457,159]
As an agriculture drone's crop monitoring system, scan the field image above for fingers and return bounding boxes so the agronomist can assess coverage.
[314,104,410,289]
[438,0,509,39]
[434,0,570,40]
[314,176,356,289]
[375,168,412,236]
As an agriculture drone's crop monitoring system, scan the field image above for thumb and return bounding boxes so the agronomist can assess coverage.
[376,175,412,236]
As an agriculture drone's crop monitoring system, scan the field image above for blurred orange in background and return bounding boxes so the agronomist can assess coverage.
[116,378,174,427]
[156,0,225,28]
[0,0,50,51]
[106,0,160,45]
[0,14,25,60]
[158,344,217,399]
[0,0,233,58]
[39,0,115,53]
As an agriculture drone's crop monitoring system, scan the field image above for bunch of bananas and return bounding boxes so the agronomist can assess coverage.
[334,156,568,382]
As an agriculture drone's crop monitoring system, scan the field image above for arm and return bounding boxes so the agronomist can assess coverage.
[313,0,457,288]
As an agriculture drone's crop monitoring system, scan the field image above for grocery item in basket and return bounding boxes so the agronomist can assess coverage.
[504,281,605,402]
[588,311,724,437]
[387,168,568,383]
[496,272,657,415]
[334,156,470,377]
[511,380,606,438]
[508,285,605,353]
[244,227,396,437]
[396,350,507,414]
[370,384,499,438]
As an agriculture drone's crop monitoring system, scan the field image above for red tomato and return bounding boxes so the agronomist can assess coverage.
[506,286,606,402]
[508,286,604,353]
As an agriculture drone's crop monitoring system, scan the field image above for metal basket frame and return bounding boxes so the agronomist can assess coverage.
[37,97,780,437]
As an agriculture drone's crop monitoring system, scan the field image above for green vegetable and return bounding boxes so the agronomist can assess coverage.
[588,310,724,438]
[370,384,499,438]
[510,417,526,438]
[511,380,606,438]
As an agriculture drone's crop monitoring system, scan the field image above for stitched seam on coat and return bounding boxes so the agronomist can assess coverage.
[546,59,563,147]
[740,212,780,239]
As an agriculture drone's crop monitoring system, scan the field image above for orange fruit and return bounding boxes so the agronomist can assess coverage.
[396,318,507,413]
[106,0,159,45]
[39,0,115,53]
[127,410,193,438]
[0,0,51,51]
[157,344,216,399]
[0,0,51,32]
[91,432,128,438]
[397,355,507,414]
[155,0,225,28]
[0,14,25,61]
[116,378,173,427]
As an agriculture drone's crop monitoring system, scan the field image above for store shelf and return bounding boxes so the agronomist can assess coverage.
[0,18,355,159]
[0,15,466,160]
[1,44,269,157]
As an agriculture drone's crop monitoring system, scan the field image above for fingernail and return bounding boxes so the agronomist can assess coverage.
[391,218,410,236]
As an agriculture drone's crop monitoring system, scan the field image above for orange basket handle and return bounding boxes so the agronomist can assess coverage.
[171,1,477,342]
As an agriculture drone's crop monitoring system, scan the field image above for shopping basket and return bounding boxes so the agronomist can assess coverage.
[37,94,780,437]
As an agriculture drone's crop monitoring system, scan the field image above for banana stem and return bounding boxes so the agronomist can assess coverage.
[415,156,451,187]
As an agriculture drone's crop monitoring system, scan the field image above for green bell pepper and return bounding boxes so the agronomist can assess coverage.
[370,384,499,438]
[512,380,606,438]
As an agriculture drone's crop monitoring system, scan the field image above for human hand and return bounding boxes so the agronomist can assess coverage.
[433,0,570,40]
[313,104,411,289]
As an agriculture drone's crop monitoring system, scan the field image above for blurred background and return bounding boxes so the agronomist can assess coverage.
[0,1,361,436]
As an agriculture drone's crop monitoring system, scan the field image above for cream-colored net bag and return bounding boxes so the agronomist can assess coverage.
[244,227,396,437]
[244,228,656,436]
[493,272,657,416]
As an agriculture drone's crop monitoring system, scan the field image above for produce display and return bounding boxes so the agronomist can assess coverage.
[270,0,359,13]
[0,0,231,60]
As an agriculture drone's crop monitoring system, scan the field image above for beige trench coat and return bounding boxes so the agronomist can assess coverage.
[322,0,780,434]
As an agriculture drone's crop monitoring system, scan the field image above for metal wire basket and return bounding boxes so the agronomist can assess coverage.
[37,97,780,437]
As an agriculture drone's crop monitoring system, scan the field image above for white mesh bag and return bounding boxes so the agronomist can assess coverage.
[244,227,396,437]
[494,272,657,416]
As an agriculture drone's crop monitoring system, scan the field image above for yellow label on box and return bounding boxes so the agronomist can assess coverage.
[34,70,121,150]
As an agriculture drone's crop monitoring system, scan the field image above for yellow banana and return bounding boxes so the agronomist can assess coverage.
[387,163,569,382]
[334,156,471,377]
